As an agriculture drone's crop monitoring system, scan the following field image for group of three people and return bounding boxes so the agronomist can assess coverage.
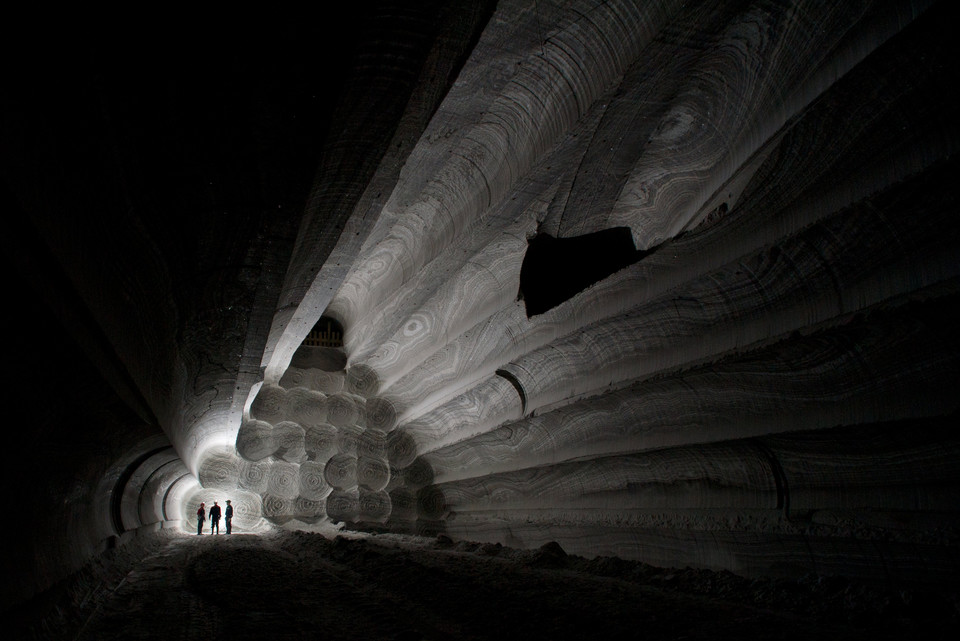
[196,500,233,535]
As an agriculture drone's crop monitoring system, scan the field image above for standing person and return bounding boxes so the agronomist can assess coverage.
[225,500,233,534]
[196,502,206,535]
[209,501,222,534]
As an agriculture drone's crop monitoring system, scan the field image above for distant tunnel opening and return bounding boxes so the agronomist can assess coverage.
[303,316,344,348]
[518,227,647,317]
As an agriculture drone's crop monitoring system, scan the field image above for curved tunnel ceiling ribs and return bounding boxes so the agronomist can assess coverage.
[228,0,960,582]
[3,0,959,609]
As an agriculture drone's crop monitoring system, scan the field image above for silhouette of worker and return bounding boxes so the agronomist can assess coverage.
[225,500,233,534]
[209,501,222,534]
[196,502,206,535]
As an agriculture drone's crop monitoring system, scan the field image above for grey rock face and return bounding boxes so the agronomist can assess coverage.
[3,0,959,616]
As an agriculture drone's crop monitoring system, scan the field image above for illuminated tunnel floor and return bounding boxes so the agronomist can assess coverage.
[56,530,956,640]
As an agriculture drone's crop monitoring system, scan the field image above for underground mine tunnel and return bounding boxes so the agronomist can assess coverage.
[3,1,960,639]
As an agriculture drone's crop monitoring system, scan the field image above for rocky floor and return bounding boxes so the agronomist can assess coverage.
[11,528,959,640]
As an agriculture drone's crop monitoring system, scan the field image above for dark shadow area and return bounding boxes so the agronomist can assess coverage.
[12,529,957,640]
[518,228,649,317]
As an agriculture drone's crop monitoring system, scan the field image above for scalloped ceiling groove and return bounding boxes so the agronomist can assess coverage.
[3,0,959,612]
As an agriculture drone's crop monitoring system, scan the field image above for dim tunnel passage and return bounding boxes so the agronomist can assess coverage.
[110,445,176,535]
[518,227,651,317]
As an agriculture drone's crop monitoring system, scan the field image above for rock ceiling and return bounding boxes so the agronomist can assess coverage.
[3,0,959,607]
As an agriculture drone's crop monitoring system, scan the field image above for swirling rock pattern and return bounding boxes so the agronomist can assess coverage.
[326,489,360,523]
[222,490,269,533]
[266,0,958,583]
[303,424,339,462]
[359,489,392,522]
[356,456,390,492]
[326,393,365,429]
[15,0,960,615]
[335,424,364,456]
[280,367,346,395]
[261,494,293,525]
[179,0,959,583]
[196,447,242,490]
[298,461,333,501]
[238,461,269,494]
[324,454,359,490]
[418,300,960,484]
[357,429,388,460]
[284,388,328,428]
[236,419,277,462]
[266,461,301,500]
[365,396,399,432]
[292,496,326,524]
[249,385,288,424]
[272,421,306,463]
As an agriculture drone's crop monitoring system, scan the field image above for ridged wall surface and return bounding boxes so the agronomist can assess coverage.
[3,0,958,613]
[237,0,960,583]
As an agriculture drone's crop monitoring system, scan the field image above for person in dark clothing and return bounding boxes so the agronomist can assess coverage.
[209,501,222,534]
[196,503,206,535]
[225,500,233,534]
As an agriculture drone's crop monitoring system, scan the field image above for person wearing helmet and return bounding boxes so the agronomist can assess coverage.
[209,501,222,534]
[196,502,206,535]
[225,500,234,534]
